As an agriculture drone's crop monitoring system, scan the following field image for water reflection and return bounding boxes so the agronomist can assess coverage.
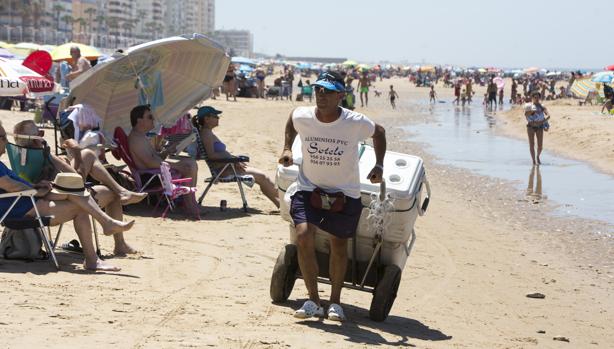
[526,165,547,202]
[404,100,614,226]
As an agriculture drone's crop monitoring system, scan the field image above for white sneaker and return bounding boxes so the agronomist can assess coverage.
[293,300,324,319]
[327,303,346,322]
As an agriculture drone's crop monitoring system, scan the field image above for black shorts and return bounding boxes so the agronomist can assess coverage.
[140,173,162,190]
[488,92,497,102]
[290,190,363,239]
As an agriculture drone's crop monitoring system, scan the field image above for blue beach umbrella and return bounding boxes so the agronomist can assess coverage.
[591,71,614,84]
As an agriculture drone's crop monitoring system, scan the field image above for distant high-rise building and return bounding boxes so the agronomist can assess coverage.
[211,29,253,58]
[135,0,166,41]
[165,0,214,37]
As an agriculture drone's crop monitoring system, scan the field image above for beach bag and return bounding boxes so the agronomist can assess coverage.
[310,188,346,213]
[0,227,46,260]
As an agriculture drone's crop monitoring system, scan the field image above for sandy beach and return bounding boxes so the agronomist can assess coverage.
[0,76,612,348]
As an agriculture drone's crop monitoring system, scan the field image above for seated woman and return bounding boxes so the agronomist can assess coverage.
[0,121,134,271]
[13,120,144,255]
[191,106,280,208]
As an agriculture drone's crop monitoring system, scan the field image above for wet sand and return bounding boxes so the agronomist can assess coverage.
[0,76,611,348]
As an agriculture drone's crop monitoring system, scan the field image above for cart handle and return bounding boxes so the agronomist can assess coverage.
[418,177,431,216]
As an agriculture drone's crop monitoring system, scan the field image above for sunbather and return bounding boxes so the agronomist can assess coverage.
[13,120,144,255]
[127,105,201,213]
[192,106,279,208]
[0,121,133,271]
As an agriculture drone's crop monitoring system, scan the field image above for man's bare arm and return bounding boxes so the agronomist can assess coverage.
[0,175,31,192]
[372,123,386,166]
[278,112,297,166]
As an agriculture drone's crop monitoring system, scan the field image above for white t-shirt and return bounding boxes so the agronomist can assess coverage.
[293,106,375,198]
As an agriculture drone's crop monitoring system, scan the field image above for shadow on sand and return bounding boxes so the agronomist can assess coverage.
[275,299,451,347]
[0,251,140,278]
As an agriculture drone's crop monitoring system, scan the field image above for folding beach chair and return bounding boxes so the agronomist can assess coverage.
[155,162,199,220]
[0,190,59,269]
[193,129,254,212]
[112,127,165,195]
[5,137,102,258]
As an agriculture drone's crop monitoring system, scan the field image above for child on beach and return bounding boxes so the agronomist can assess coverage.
[429,85,437,103]
[388,85,399,109]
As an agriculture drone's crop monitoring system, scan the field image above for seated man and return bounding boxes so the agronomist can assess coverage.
[127,105,200,212]
[13,120,145,255]
[0,121,134,271]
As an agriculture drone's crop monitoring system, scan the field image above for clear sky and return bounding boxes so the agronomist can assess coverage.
[217,0,612,69]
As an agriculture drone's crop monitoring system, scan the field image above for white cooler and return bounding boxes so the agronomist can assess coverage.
[276,141,430,270]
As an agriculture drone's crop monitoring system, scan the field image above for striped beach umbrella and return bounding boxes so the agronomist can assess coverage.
[570,78,605,98]
[68,33,229,133]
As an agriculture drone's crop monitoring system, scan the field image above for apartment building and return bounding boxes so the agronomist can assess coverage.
[211,29,253,58]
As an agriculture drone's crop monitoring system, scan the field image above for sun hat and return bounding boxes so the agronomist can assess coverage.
[312,72,345,92]
[50,172,89,197]
[196,106,222,119]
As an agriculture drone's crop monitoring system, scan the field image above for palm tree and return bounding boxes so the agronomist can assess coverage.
[121,20,135,45]
[18,1,33,41]
[94,15,105,46]
[61,14,74,42]
[52,4,64,43]
[29,0,44,42]
[84,7,96,43]
[75,17,86,43]
[106,17,120,47]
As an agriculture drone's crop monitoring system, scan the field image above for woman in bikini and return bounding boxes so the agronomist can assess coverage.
[192,107,279,208]
[223,64,237,102]
[525,92,551,165]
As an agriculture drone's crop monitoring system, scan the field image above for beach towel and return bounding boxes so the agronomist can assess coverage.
[138,70,164,111]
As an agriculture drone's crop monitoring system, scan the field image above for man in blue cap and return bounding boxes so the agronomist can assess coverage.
[279,71,387,321]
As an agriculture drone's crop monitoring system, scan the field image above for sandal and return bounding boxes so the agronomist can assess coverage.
[61,239,83,253]
[327,303,346,322]
[293,300,324,319]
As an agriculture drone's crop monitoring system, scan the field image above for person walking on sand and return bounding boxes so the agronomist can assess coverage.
[429,85,437,103]
[465,78,473,104]
[487,78,498,109]
[279,71,386,322]
[356,72,370,107]
[525,92,551,165]
[388,85,399,109]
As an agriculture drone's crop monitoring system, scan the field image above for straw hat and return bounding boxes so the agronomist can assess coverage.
[50,172,89,197]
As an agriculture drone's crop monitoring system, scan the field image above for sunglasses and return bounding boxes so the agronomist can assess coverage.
[315,86,338,95]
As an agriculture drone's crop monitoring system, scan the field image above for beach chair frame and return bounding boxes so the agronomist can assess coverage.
[0,190,60,270]
[192,129,252,212]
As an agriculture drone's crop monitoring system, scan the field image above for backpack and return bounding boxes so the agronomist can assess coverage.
[0,228,47,261]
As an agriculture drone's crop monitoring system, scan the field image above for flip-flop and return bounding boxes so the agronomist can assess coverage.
[61,239,83,253]
[293,300,324,319]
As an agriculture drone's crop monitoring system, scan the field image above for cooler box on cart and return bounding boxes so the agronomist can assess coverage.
[276,140,429,277]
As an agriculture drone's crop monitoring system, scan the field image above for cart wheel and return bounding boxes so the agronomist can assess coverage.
[369,265,402,322]
[270,244,298,302]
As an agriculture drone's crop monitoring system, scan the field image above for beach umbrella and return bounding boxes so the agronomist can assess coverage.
[0,57,57,97]
[231,56,256,66]
[0,48,16,59]
[419,65,435,73]
[605,65,614,71]
[342,60,358,67]
[50,42,102,63]
[570,78,604,98]
[39,45,57,53]
[477,68,487,73]
[591,71,614,84]
[238,64,254,73]
[493,76,505,89]
[68,33,229,133]
[523,67,539,74]
[296,62,311,70]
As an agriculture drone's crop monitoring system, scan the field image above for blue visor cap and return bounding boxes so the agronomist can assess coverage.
[312,73,345,92]
[197,106,222,118]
